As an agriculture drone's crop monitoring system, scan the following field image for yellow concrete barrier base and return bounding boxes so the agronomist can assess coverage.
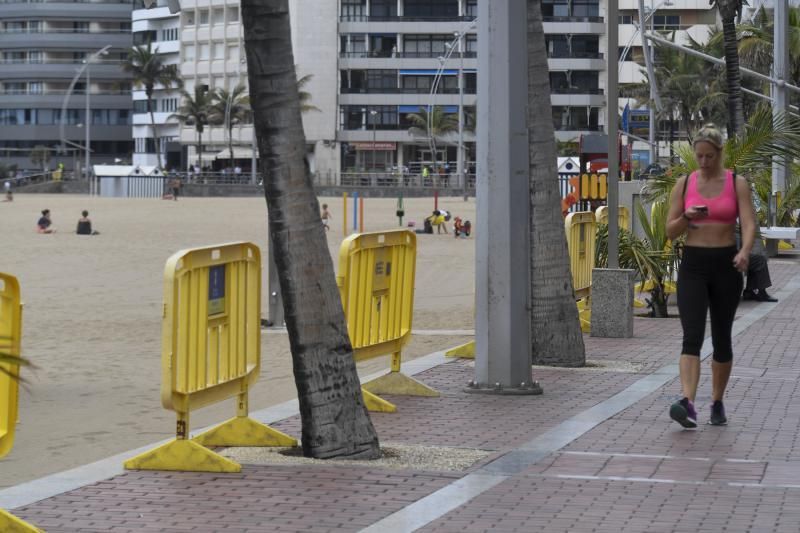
[362,388,397,412]
[363,371,439,399]
[0,508,43,532]
[193,416,297,448]
[445,341,475,359]
[123,439,241,473]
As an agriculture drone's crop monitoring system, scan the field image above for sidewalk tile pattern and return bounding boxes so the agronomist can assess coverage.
[11,261,800,533]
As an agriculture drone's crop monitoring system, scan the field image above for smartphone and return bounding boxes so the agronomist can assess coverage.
[694,205,708,213]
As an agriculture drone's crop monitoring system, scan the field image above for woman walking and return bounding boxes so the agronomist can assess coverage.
[665,124,756,428]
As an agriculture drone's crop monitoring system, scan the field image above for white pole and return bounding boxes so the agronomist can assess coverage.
[773,0,789,204]
[648,3,657,165]
[457,32,466,197]
[86,63,91,196]
[608,0,620,268]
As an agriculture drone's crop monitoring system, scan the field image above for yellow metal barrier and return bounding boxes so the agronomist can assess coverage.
[565,212,596,332]
[579,173,608,201]
[337,230,437,412]
[594,205,630,231]
[125,242,296,473]
[0,274,41,533]
[0,273,22,459]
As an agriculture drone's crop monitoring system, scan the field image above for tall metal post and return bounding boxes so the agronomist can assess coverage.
[772,0,789,224]
[607,0,620,268]
[648,4,657,165]
[85,64,92,195]
[470,0,537,394]
[457,32,466,197]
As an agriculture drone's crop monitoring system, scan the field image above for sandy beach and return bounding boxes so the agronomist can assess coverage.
[0,193,476,488]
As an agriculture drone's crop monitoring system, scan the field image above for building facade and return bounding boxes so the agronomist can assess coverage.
[0,0,133,171]
[618,0,718,164]
[131,0,182,169]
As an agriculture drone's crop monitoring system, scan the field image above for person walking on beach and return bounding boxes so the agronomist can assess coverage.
[320,203,331,231]
[169,176,181,201]
[665,124,756,428]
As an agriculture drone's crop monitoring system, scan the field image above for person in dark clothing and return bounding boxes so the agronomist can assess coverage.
[37,209,55,233]
[76,210,99,235]
[742,237,777,301]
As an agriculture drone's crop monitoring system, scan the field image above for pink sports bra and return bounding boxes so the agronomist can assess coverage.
[683,169,738,225]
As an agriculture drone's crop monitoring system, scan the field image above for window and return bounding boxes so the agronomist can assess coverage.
[28,21,41,33]
[198,43,210,60]
[404,34,452,57]
[371,0,396,18]
[341,34,366,54]
[618,47,633,61]
[199,9,209,25]
[366,69,397,89]
[619,14,633,25]
[652,14,680,30]
[3,51,25,63]
[183,44,196,61]
[183,11,195,26]
[3,22,26,33]
[161,28,178,41]
[73,21,89,33]
[212,7,225,24]
[571,0,599,17]
[212,42,225,60]
[404,0,458,17]
[542,0,568,18]
[28,82,42,94]
[465,0,478,17]
[134,30,157,45]
[341,0,366,19]
[120,22,132,31]
[227,44,239,62]
[227,6,239,22]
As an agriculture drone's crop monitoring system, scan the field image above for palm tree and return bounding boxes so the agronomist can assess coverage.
[171,86,216,171]
[526,0,585,366]
[711,0,746,136]
[122,41,182,169]
[209,84,251,171]
[406,105,458,171]
[644,106,800,220]
[297,73,320,113]
[241,0,380,460]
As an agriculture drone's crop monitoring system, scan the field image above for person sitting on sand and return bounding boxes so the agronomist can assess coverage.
[37,209,55,233]
[76,210,99,235]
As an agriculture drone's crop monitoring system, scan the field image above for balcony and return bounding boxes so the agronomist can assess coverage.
[551,87,603,95]
[547,51,603,60]
[0,1,131,19]
[554,123,603,132]
[543,16,603,23]
[340,15,476,23]
[340,87,472,95]
[340,51,477,59]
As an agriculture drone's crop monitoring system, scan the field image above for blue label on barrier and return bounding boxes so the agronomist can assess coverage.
[208,265,226,315]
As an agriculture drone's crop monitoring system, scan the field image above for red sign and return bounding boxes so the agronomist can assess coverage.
[351,142,397,151]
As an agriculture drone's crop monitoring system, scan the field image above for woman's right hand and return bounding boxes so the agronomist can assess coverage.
[684,205,707,221]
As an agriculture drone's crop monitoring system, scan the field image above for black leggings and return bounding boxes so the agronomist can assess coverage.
[677,246,743,362]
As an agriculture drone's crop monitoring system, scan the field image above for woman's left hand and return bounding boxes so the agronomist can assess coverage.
[733,250,750,273]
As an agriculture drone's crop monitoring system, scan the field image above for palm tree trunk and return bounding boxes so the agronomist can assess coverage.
[147,95,162,169]
[197,130,203,171]
[241,0,380,459]
[721,17,745,136]
[228,123,235,175]
[527,0,586,366]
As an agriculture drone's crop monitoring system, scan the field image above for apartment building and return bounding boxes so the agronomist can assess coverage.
[131,0,182,169]
[170,0,337,175]
[0,0,133,171]
[618,0,718,162]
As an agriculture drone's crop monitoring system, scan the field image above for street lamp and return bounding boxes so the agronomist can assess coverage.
[59,44,111,196]
[446,31,468,198]
[369,109,378,173]
[83,48,110,196]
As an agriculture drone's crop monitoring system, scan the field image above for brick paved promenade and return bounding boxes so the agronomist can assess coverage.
[4,258,800,532]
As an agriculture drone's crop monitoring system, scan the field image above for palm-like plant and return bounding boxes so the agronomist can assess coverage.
[122,41,182,169]
[171,86,217,171]
[596,202,681,317]
[209,84,251,170]
[406,106,458,170]
[643,105,800,234]
[297,73,320,114]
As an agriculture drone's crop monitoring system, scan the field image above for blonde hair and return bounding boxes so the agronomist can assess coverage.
[693,124,725,150]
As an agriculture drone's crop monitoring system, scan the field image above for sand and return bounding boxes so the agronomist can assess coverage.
[0,193,477,488]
